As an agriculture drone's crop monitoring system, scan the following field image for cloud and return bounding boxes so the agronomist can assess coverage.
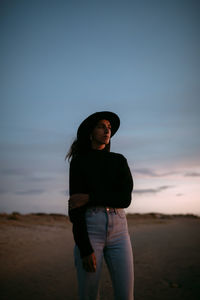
[0,168,57,182]
[134,168,175,177]
[30,176,55,182]
[0,189,8,194]
[184,172,200,177]
[0,168,30,176]
[60,190,69,196]
[15,189,45,195]
[134,185,172,194]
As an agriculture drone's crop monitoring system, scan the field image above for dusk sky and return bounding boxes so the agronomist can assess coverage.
[1,0,200,215]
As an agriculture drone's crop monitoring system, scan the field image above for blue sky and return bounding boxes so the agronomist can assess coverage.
[1,0,200,215]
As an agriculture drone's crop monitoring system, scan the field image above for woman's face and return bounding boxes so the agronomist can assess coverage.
[91,119,111,149]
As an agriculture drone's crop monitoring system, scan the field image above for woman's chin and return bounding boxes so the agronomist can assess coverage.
[102,138,110,144]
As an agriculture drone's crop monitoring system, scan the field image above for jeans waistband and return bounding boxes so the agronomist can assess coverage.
[87,206,122,214]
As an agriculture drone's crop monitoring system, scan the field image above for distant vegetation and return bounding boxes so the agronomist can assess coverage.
[0,212,199,220]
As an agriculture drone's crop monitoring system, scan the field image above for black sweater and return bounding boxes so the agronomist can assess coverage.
[69,148,133,258]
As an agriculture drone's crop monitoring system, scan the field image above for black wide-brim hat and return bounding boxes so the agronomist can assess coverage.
[77,111,120,138]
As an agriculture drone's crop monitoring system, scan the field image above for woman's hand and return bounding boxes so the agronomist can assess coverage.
[69,193,89,210]
[82,253,96,272]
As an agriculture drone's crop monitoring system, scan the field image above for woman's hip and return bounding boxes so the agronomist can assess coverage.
[85,206,129,239]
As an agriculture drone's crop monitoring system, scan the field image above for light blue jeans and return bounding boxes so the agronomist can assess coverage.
[74,207,134,300]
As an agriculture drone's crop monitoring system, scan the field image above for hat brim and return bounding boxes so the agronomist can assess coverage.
[77,111,120,138]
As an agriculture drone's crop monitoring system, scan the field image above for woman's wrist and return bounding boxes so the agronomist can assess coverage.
[69,193,89,210]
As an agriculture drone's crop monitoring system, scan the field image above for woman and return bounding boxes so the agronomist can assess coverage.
[66,111,134,300]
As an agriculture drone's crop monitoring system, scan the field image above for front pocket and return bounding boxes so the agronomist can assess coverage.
[117,209,126,218]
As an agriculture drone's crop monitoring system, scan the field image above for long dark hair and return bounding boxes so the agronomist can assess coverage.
[65,133,110,161]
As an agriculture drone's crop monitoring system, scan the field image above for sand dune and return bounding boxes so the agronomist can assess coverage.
[1,213,200,300]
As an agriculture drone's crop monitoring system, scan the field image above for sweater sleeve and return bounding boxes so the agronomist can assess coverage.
[69,157,94,258]
[89,155,133,208]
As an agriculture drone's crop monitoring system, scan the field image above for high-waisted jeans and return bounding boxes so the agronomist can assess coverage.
[74,207,134,300]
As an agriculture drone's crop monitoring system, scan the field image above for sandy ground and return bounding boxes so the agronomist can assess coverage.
[0,213,200,300]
